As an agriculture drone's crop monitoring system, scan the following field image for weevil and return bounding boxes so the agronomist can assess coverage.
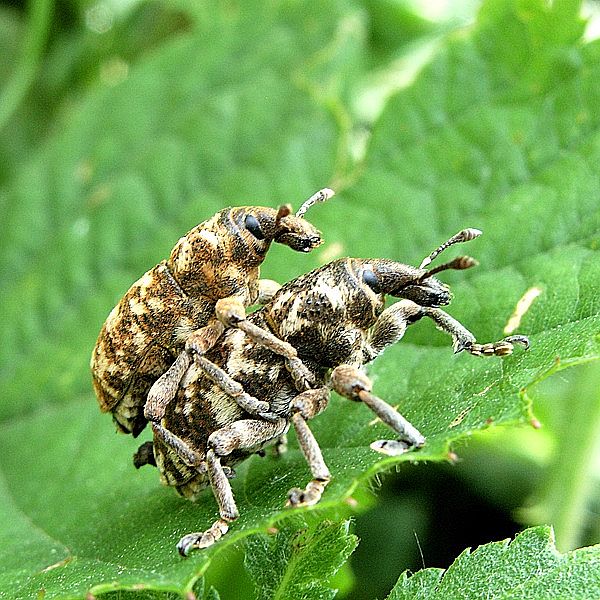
[91,189,333,437]
[140,228,529,555]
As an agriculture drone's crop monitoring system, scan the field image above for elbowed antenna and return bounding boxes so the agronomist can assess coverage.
[419,228,482,269]
[295,188,335,218]
[419,256,479,280]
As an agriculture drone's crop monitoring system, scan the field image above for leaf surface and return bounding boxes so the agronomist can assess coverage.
[386,526,600,600]
[1,0,599,598]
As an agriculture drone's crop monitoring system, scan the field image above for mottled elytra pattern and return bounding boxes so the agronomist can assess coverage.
[91,197,329,437]
[145,230,528,555]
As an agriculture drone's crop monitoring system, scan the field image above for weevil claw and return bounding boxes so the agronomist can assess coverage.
[370,439,414,456]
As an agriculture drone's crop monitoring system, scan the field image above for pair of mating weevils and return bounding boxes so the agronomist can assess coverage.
[91,188,529,556]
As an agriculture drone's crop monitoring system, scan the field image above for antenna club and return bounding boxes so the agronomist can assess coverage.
[295,188,335,218]
[419,227,483,269]
[462,228,482,241]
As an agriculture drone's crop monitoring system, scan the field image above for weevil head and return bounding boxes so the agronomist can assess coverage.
[268,258,452,336]
[239,204,323,254]
[242,186,335,253]
[366,259,452,307]
[166,204,324,299]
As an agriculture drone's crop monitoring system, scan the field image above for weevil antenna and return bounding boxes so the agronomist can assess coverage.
[419,228,482,269]
[295,188,335,218]
[419,256,479,280]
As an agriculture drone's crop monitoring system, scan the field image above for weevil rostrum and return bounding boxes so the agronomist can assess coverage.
[136,228,529,555]
[91,189,333,438]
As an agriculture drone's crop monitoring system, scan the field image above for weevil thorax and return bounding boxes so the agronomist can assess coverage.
[261,259,385,367]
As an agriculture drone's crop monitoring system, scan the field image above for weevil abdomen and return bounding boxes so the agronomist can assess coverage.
[91,261,213,435]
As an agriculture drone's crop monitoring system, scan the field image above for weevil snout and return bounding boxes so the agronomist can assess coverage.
[397,278,452,307]
[275,215,323,252]
[241,205,320,252]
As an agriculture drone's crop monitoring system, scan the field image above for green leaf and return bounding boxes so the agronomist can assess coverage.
[244,518,357,599]
[386,526,600,600]
[1,0,599,598]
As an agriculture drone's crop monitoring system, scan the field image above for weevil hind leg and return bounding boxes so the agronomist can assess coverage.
[177,448,238,556]
[177,417,288,556]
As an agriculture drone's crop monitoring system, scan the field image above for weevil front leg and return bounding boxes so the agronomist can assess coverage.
[215,297,315,391]
[286,387,332,507]
[146,289,311,426]
[146,329,277,425]
[422,307,530,357]
[145,281,283,424]
[365,299,529,361]
[176,417,288,556]
[331,364,425,455]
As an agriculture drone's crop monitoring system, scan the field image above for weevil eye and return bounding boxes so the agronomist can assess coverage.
[362,269,381,294]
[244,214,265,240]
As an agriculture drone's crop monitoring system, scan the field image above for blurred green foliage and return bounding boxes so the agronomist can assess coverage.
[1,0,599,598]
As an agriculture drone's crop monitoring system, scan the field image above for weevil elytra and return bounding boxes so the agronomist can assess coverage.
[91,189,333,438]
[139,228,529,555]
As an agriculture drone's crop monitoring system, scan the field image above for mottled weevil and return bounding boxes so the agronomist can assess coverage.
[140,228,529,555]
[91,188,333,437]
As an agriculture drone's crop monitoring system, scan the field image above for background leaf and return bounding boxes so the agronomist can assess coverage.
[386,526,600,600]
[1,0,599,598]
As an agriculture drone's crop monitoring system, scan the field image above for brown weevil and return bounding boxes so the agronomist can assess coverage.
[91,188,334,438]
[140,228,529,555]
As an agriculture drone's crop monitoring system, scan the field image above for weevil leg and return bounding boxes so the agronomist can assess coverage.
[215,297,315,391]
[145,351,192,421]
[365,300,529,360]
[151,423,205,468]
[177,449,237,556]
[145,318,226,422]
[256,279,281,305]
[331,364,426,452]
[269,385,330,457]
[286,412,331,508]
[177,417,287,556]
[133,440,156,468]
[291,386,330,420]
[422,307,530,357]
[365,300,422,360]
[146,349,277,423]
[192,355,278,421]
